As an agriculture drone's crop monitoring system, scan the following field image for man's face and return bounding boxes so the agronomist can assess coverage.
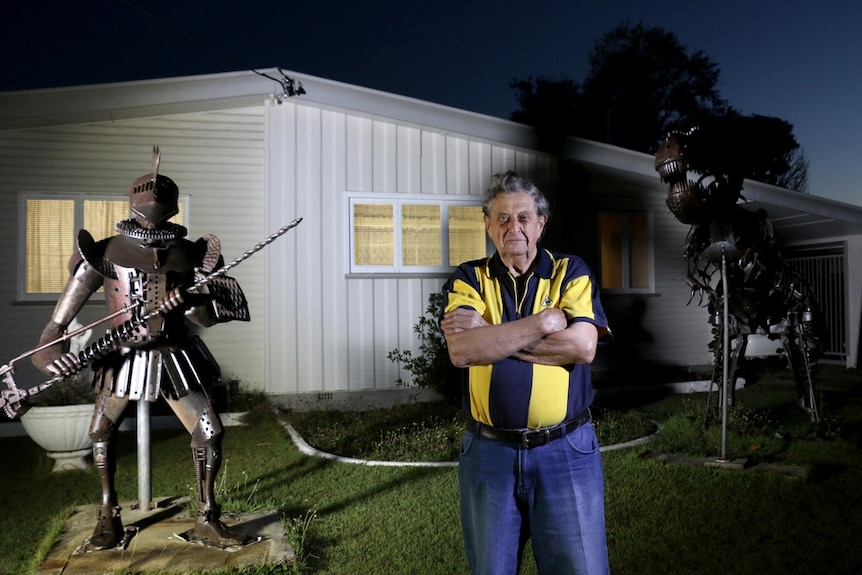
[485,191,546,267]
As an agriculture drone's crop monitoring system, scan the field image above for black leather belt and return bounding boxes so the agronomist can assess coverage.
[467,409,591,449]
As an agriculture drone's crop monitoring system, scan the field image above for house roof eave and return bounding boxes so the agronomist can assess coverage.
[559,138,862,244]
[0,70,276,130]
[0,68,544,151]
[739,180,862,243]
[560,136,658,180]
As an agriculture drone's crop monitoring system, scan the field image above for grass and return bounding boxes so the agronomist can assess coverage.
[2,364,861,574]
[284,400,657,462]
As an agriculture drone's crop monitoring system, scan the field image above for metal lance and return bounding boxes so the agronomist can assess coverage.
[0,217,303,418]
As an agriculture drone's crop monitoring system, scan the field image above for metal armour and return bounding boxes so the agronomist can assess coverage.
[129,147,179,228]
[90,242,221,401]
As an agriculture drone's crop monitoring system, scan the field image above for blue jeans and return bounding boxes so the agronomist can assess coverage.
[459,422,609,575]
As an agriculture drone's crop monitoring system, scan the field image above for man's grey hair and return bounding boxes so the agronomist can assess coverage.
[481,170,551,219]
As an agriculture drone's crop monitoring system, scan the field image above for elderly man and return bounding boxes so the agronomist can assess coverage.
[442,171,611,575]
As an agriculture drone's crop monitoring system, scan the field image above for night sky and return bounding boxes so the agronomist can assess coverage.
[5,0,862,206]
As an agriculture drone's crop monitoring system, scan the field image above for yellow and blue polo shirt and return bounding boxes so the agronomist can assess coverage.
[442,247,610,430]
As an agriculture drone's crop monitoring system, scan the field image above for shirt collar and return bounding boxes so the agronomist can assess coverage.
[486,245,553,279]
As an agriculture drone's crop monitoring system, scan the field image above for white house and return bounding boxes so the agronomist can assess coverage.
[1,69,860,412]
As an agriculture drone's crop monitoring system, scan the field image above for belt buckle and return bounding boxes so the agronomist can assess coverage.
[522,428,551,449]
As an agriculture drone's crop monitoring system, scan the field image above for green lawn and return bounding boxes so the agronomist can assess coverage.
[2,365,861,574]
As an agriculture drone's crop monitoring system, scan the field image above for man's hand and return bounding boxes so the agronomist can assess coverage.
[442,307,566,335]
[533,308,568,334]
[442,307,569,368]
[441,308,489,334]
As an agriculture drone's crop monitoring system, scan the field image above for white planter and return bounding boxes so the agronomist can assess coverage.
[20,404,95,472]
[221,412,248,427]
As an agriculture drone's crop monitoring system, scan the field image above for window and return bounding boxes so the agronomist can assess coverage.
[599,212,653,292]
[348,193,487,274]
[19,192,186,300]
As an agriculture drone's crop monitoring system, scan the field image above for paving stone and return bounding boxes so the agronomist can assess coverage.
[647,452,808,479]
[37,496,295,575]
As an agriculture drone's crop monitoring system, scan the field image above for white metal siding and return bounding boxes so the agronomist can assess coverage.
[0,108,267,389]
[265,99,558,395]
[582,174,714,372]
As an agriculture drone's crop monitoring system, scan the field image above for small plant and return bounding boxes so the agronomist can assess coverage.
[26,369,97,407]
[211,378,271,413]
[388,292,462,404]
[27,319,97,407]
[215,460,262,511]
[285,510,318,573]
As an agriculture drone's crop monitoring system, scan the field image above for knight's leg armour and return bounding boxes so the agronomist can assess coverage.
[190,440,248,546]
[87,395,127,550]
[182,395,249,547]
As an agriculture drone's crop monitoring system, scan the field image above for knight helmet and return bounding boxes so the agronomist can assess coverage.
[129,146,179,228]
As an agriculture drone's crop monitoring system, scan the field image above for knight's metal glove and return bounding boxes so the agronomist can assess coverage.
[160,287,189,312]
[32,322,76,378]
[45,352,83,379]
[159,286,211,315]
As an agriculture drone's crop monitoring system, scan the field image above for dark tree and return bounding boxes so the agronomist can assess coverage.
[510,21,809,190]
[509,75,582,135]
[778,147,810,193]
[578,21,730,152]
[675,113,810,191]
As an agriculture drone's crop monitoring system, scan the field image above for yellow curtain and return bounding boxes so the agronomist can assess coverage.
[628,213,650,289]
[600,213,623,289]
[448,206,486,265]
[26,199,75,293]
[354,204,394,265]
[83,200,128,241]
[402,204,441,266]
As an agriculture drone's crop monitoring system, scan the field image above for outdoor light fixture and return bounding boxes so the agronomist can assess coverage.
[255,68,306,104]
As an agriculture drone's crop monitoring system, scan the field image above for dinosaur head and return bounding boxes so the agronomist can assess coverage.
[655,126,744,225]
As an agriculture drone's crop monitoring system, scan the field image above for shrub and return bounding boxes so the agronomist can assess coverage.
[26,370,97,407]
[26,319,98,407]
[388,292,462,404]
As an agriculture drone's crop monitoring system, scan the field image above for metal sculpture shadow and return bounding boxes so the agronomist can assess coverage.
[655,126,821,424]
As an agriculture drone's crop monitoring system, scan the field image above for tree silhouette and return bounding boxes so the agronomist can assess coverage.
[580,21,730,152]
[510,75,581,136]
[511,21,809,191]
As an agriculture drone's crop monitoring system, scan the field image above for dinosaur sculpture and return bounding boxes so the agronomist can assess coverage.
[654,126,821,423]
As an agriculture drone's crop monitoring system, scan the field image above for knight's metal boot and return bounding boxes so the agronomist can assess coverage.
[88,437,123,550]
[89,504,123,550]
[193,502,249,547]
[190,445,249,547]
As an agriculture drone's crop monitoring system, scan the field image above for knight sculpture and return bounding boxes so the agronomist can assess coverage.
[654,125,821,423]
[31,148,252,550]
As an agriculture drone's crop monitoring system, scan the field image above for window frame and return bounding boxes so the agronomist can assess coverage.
[18,191,189,302]
[345,192,488,275]
[598,210,655,294]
